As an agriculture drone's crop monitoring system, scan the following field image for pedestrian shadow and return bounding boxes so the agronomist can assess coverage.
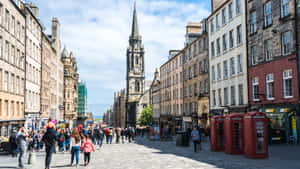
[0,166,16,168]
[134,137,292,169]
[51,164,86,168]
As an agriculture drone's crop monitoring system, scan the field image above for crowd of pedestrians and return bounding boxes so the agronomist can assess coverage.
[6,117,138,169]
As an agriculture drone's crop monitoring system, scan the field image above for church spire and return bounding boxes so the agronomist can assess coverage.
[131,2,139,39]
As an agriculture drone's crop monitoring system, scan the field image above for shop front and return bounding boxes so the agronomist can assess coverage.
[259,105,300,144]
[0,119,25,137]
[159,115,175,135]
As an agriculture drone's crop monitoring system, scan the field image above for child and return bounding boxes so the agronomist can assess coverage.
[80,133,95,166]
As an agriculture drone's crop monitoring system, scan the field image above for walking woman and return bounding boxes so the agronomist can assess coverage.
[42,128,57,169]
[70,129,81,167]
[80,133,95,166]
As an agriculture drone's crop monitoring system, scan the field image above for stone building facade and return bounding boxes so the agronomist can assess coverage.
[23,3,43,130]
[126,6,145,127]
[208,0,248,115]
[150,69,160,125]
[61,48,78,128]
[183,21,209,129]
[247,0,300,143]
[112,89,126,128]
[40,18,64,127]
[0,0,26,136]
[40,32,52,124]
[160,50,183,133]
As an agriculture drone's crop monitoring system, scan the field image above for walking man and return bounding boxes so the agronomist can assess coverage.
[42,129,57,169]
[191,127,200,152]
[16,127,27,169]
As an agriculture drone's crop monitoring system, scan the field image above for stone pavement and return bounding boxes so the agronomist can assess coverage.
[0,137,300,169]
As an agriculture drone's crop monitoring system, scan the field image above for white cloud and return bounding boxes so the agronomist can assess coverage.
[30,0,210,115]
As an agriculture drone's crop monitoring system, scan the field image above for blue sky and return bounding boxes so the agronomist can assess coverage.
[28,0,211,116]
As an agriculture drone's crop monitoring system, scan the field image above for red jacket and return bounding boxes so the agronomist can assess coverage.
[80,139,95,153]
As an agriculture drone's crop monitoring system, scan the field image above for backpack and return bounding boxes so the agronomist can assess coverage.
[59,134,65,142]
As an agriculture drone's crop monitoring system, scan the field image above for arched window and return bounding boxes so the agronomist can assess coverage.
[135,80,140,92]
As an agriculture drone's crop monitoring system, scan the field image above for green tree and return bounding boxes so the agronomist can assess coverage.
[138,105,152,126]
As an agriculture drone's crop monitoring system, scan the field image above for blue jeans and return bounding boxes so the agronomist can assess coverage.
[45,146,55,168]
[109,135,112,144]
[65,139,70,151]
[18,145,25,168]
[98,138,103,147]
[71,146,80,165]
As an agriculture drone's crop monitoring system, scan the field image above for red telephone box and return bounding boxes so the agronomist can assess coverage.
[243,111,268,158]
[211,116,225,151]
[225,114,243,154]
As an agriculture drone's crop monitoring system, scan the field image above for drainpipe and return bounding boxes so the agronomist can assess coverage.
[294,0,299,143]
[245,0,250,113]
[24,11,27,129]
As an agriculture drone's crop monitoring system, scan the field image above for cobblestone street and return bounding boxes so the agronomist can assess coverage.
[0,137,300,169]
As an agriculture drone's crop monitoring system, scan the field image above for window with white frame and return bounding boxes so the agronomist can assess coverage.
[17,22,20,40]
[264,1,272,26]
[11,16,15,35]
[237,25,242,45]
[231,86,236,105]
[210,18,215,33]
[217,38,221,55]
[238,84,243,105]
[189,85,193,97]
[205,80,208,93]
[212,65,216,81]
[10,45,14,64]
[282,31,291,55]
[224,87,228,105]
[251,45,258,65]
[211,42,215,57]
[228,2,233,20]
[266,74,274,100]
[16,76,19,94]
[200,81,203,94]
[236,0,241,14]
[204,59,208,72]
[230,57,235,76]
[4,41,8,61]
[217,63,221,80]
[229,30,234,48]
[10,73,14,93]
[0,5,2,25]
[218,89,222,106]
[223,34,227,52]
[216,13,220,29]
[212,90,216,106]
[5,10,9,31]
[222,8,226,25]
[199,61,203,74]
[264,39,273,61]
[252,77,259,101]
[250,11,257,34]
[237,54,242,73]
[283,69,293,98]
[194,83,197,96]
[281,0,290,17]
[4,71,8,91]
[223,60,228,79]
